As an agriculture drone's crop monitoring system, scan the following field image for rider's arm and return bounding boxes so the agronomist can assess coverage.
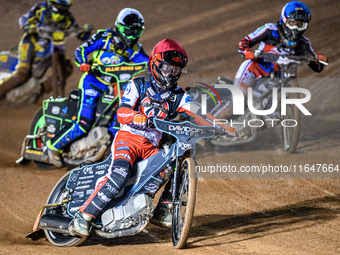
[175,91,236,135]
[65,13,92,41]
[175,91,218,127]
[18,3,42,33]
[299,37,327,73]
[76,23,93,41]
[117,107,141,124]
[116,79,141,124]
[74,30,107,67]
[238,23,275,55]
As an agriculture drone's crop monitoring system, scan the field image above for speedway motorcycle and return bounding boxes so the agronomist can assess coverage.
[193,52,327,153]
[16,61,147,169]
[26,118,230,248]
[0,25,90,105]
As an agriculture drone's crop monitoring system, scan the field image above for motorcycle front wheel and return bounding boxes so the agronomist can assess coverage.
[44,172,88,247]
[172,158,197,248]
[281,79,301,153]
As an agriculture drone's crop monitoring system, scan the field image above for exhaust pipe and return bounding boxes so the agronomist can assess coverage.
[94,220,148,239]
[39,214,73,235]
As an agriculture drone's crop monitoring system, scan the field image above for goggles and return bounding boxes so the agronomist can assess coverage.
[286,19,308,31]
[159,62,183,76]
[119,25,143,40]
[50,4,69,15]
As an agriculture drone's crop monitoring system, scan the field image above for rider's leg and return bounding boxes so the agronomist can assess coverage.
[234,60,271,94]
[0,34,35,98]
[69,131,160,236]
[46,116,93,167]
[46,74,105,167]
[232,60,268,115]
[70,158,132,237]
[208,60,260,120]
[39,58,73,94]
[69,131,144,236]
[151,180,173,228]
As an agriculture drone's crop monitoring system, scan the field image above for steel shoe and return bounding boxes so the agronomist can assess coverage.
[69,211,92,237]
[47,148,62,168]
[150,203,172,228]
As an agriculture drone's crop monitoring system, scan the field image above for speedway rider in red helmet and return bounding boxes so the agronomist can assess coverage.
[69,39,236,236]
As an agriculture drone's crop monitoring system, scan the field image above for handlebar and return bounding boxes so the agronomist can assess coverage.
[152,118,238,140]
[36,26,83,43]
[254,50,328,66]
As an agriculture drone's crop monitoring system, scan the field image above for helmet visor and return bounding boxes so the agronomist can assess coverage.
[286,18,308,31]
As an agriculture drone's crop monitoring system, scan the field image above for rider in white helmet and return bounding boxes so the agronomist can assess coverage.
[45,8,149,168]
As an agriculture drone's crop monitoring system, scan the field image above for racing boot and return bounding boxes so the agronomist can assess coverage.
[46,147,62,168]
[150,202,172,228]
[69,211,92,237]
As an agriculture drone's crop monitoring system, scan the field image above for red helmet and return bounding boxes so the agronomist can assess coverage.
[148,39,188,96]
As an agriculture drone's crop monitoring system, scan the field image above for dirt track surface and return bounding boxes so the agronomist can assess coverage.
[0,0,339,254]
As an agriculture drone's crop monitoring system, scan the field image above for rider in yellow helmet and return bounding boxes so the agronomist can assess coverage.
[0,0,92,99]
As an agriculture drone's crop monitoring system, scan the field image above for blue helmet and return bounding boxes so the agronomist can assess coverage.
[280,1,311,45]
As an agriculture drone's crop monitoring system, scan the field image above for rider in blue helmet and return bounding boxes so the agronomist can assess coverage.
[213,1,328,120]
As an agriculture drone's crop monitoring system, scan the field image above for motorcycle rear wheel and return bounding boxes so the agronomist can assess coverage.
[44,172,88,247]
[172,158,197,248]
[281,79,301,153]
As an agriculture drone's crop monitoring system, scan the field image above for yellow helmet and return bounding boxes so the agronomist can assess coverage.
[47,0,73,22]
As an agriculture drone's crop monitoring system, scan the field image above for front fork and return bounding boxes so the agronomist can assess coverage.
[171,156,180,207]
[171,155,188,207]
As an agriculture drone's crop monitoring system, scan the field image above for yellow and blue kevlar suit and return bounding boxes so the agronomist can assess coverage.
[0,1,91,98]
[46,29,149,152]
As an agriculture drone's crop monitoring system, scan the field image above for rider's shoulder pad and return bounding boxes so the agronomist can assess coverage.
[96,29,111,38]
[254,23,277,32]
[132,43,142,51]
